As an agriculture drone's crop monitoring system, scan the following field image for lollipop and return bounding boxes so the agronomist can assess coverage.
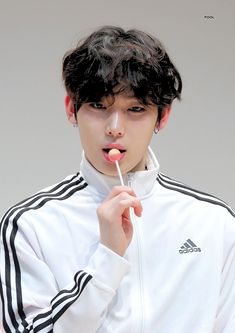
[108,148,122,162]
[108,148,124,185]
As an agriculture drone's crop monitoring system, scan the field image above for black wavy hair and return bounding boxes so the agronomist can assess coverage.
[62,26,182,121]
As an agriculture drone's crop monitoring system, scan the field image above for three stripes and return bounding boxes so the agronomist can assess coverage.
[0,174,91,332]
[157,173,235,217]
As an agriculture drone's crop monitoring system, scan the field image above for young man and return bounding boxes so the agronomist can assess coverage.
[0,26,235,333]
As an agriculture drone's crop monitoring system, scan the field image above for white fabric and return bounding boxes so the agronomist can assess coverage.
[0,148,235,332]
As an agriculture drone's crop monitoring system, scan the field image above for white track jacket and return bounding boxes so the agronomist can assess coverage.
[1,148,235,333]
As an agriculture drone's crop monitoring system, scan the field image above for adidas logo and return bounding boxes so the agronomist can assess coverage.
[179,239,201,254]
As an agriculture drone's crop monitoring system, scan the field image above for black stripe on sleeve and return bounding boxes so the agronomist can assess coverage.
[0,278,11,333]
[52,274,92,324]
[29,271,88,329]
[28,271,92,332]
[0,175,88,332]
[2,177,86,331]
[0,173,79,227]
[157,173,235,217]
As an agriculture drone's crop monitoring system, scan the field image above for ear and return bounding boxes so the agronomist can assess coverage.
[156,106,172,131]
[65,95,77,125]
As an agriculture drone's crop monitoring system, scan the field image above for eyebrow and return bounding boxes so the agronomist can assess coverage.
[100,94,141,104]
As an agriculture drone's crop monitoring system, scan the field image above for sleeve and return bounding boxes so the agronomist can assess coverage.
[0,214,130,333]
[213,212,235,333]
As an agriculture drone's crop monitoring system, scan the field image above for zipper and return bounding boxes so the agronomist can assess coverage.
[127,174,144,333]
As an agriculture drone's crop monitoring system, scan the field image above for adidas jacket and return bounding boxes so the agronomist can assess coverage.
[1,148,235,333]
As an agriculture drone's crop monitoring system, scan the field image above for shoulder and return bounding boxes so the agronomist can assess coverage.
[0,173,88,228]
[157,172,235,218]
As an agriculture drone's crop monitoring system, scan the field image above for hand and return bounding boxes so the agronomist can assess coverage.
[97,186,142,257]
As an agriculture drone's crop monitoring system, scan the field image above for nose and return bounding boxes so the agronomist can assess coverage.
[106,111,125,137]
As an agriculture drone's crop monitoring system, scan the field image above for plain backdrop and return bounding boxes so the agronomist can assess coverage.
[0,0,234,216]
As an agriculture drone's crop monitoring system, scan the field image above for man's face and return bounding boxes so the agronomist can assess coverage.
[66,93,170,176]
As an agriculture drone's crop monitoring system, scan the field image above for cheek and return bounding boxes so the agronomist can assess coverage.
[78,123,102,155]
[78,118,98,137]
[132,123,154,144]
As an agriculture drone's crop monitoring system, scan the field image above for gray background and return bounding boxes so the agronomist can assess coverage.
[0,0,234,216]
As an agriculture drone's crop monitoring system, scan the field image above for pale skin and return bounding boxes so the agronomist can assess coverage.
[65,93,171,256]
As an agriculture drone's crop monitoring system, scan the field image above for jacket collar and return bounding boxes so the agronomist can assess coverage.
[80,147,160,198]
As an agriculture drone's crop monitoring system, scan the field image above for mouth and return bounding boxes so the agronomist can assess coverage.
[102,148,126,154]
[102,148,126,163]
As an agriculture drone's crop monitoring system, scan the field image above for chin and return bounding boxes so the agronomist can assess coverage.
[94,164,117,177]
[103,168,119,177]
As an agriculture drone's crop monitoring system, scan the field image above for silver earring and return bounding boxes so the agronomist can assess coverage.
[154,127,159,134]
[73,124,78,128]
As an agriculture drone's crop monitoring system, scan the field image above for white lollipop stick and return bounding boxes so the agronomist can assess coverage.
[115,160,124,186]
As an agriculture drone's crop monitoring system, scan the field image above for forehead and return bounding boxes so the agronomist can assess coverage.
[100,92,142,105]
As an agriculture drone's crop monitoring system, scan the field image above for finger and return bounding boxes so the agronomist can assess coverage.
[133,205,143,217]
[125,199,143,217]
[105,186,137,201]
[118,197,142,216]
[122,215,133,237]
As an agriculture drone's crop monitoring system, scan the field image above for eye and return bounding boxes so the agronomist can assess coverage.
[89,102,106,110]
[128,106,145,113]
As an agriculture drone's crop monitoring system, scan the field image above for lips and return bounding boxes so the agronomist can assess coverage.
[102,143,126,154]
[103,143,126,151]
[102,144,126,163]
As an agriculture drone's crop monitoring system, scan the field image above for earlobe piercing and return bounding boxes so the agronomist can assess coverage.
[73,124,78,128]
[154,127,159,134]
